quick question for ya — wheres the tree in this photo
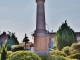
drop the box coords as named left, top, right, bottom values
left=1, top=44, right=7, bottom=60
left=5, top=33, right=19, bottom=51
left=22, top=33, right=29, bottom=50
left=56, top=20, right=75, bottom=50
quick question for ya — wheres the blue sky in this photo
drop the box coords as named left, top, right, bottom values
left=0, top=0, right=80, bottom=43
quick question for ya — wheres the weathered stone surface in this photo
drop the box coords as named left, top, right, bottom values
left=34, top=51, right=49, bottom=56
left=34, top=36, right=48, bottom=51
left=36, top=1, right=45, bottom=30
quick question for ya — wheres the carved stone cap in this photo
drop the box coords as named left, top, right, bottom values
left=36, top=0, right=45, bottom=2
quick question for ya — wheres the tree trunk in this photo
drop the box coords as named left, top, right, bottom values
left=24, top=42, right=26, bottom=50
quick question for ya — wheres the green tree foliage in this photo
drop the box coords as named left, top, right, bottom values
left=7, top=51, right=41, bottom=60
left=56, top=20, right=75, bottom=50
left=1, top=44, right=7, bottom=60
left=5, top=33, right=19, bottom=51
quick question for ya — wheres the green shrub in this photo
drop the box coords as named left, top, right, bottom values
left=7, top=51, right=41, bottom=60
left=40, top=55, right=73, bottom=60
left=56, top=20, right=75, bottom=50
left=50, top=50, right=66, bottom=57
left=0, top=54, right=1, bottom=60
left=0, top=50, right=1, bottom=54
left=40, top=56, right=50, bottom=60
left=69, top=42, right=80, bottom=54
left=69, top=53, right=80, bottom=60
left=1, top=44, right=7, bottom=60
left=6, top=51, right=12, bottom=59
left=11, top=45, right=24, bottom=52
left=50, top=55, right=70, bottom=60
left=62, top=46, right=70, bottom=55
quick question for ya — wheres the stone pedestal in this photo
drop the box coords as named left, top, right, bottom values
left=34, top=33, right=49, bottom=56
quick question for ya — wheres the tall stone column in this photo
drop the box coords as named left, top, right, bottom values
left=34, top=0, right=49, bottom=56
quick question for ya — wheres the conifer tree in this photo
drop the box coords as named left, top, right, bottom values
left=56, top=20, right=75, bottom=50
left=5, top=33, right=19, bottom=51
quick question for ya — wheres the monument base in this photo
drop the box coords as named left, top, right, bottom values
left=34, top=50, right=50, bottom=56
left=34, top=34, right=50, bottom=56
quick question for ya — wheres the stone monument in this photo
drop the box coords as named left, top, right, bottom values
left=34, top=0, right=49, bottom=56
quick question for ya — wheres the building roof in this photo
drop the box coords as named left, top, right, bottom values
left=48, top=32, right=80, bottom=34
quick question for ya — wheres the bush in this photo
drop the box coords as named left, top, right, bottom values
left=69, top=53, right=80, bottom=60
left=62, top=46, right=70, bottom=55
left=0, top=50, right=1, bottom=54
left=6, top=51, right=12, bottom=59
left=50, top=55, right=70, bottom=60
left=40, top=55, right=71, bottom=60
left=40, top=56, right=50, bottom=60
left=69, top=42, right=80, bottom=54
left=50, top=50, right=66, bottom=57
left=7, top=51, right=41, bottom=60
left=0, top=54, right=1, bottom=60
left=1, top=44, right=7, bottom=60
left=40, top=56, right=52, bottom=60
left=11, top=45, right=24, bottom=52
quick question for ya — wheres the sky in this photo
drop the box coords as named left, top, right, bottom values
left=0, top=0, right=80, bottom=43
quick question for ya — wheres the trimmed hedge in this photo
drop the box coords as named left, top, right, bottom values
left=69, top=42, right=80, bottom=54
left=40, top=55, right=76, bottom=60
left=69, top=53, right=80, bottom=60
left=62, top=46, right=70, bottom=55
left=11, top=45, right=24, bottom=52
left=51, top=55, right=69, bottom=60
left=40, top=56, right=50, bottom=60
left=40, top=55, right=71, bottom=60
left=7, top=51, right=41, bottom=60
left=6, top=51, right=12, bottom=59
left=50, top=50, right=66, bottom=57
left=0, top=54, right=1, bottom=60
